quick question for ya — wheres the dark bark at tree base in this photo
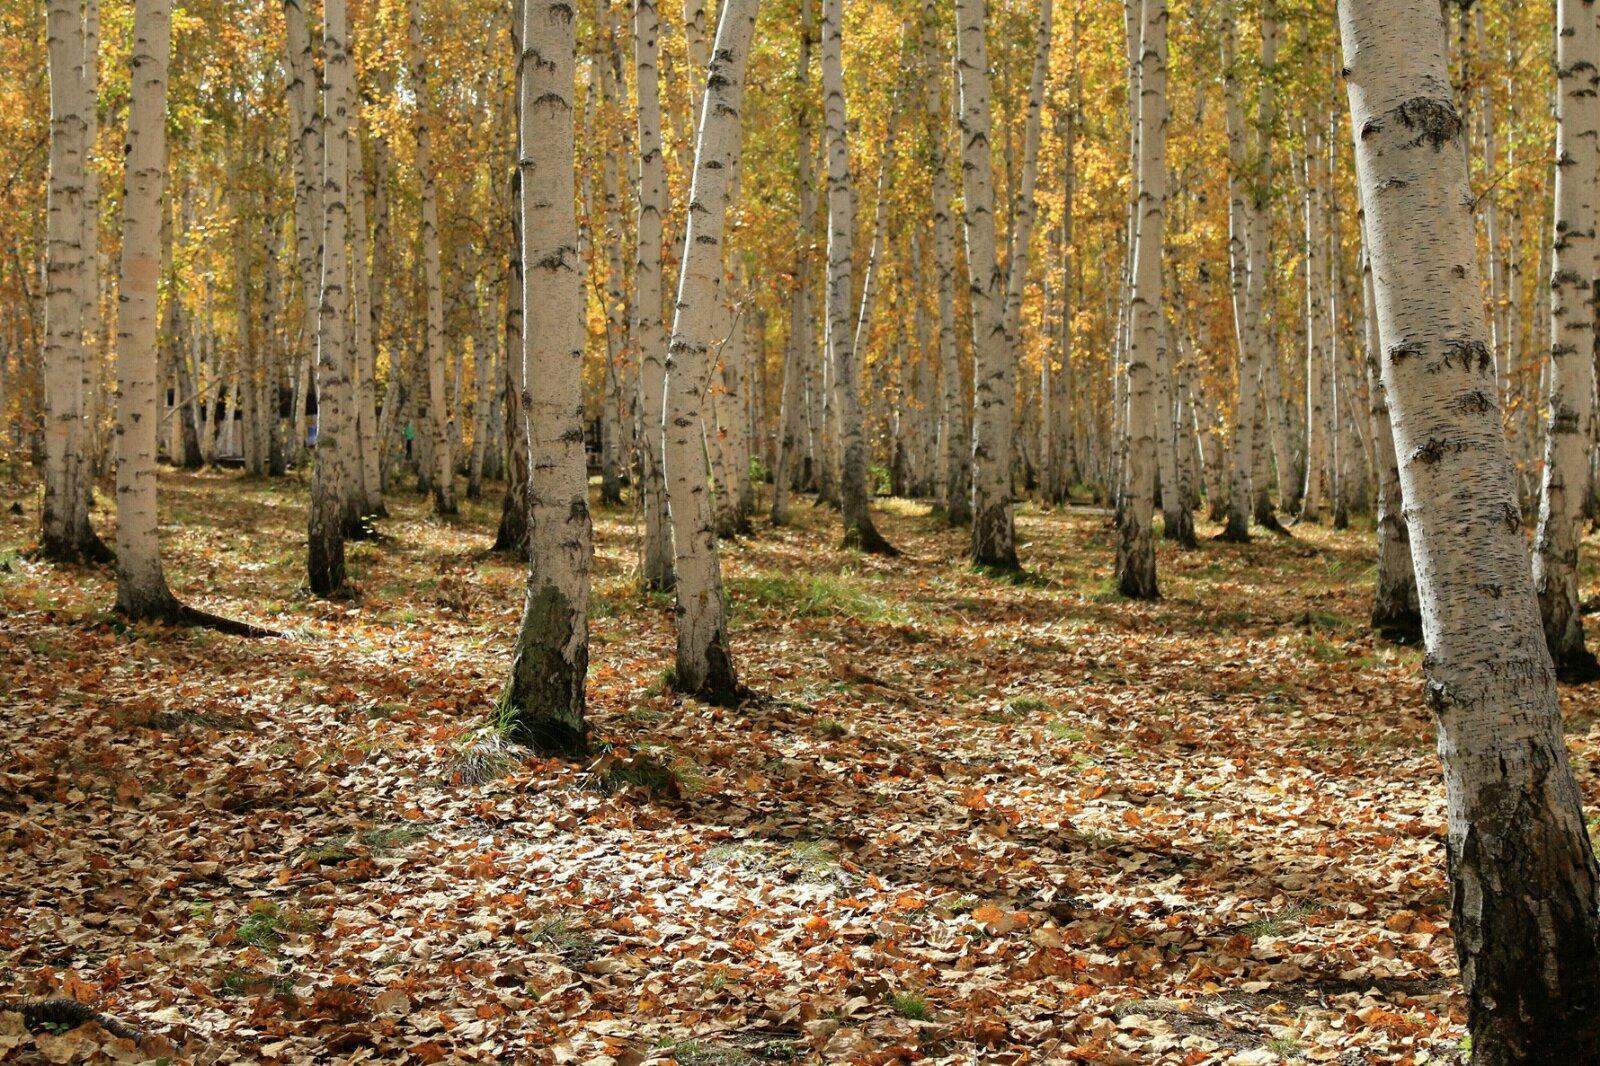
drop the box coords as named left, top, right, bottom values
left=1447, top=739, right=1600, bottom=1066
left=686, top=638, right=743, bottom=708
left=116, top=594, right=282, bottom=639
left=307, top=536, right=347, bottom=598
left=1214, top=520, right=1251, bottom=543
left=1162, top=510, right=1197, bottom=550
left=501, top=583, right=588, bottom=755
left=37, top=526, right=116, bottom=567
left=492, top=491, right=530, bottom=559
left=1115, top=519, right=1159, bottom=600
left=843, top=517, right=899, bottom=556
left=1371, top=604, right=1423, bottom=646
left=1552, top=645, right=1600, bottom=685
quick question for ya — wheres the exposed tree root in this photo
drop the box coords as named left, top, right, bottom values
left=2, top=998, right=144, bottom=1041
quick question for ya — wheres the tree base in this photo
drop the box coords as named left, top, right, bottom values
left=1162, top=510, right=1198, bottom=550
left=1553, top=645, right=1600, bottom=685
left=843, top=518, right=899, bottom=556
left=37, top=527, right=116, bottom=567
left=117, top=594, right=281, bottom=638
left=1214, top=516, right=1251, bottom=544
left=1371, top=606, right=1423, bottom=646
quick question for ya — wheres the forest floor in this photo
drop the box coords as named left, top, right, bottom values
left=6, top=471, right=1600, bottom=1065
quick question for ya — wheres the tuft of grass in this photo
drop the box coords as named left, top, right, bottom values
left=234, top=901, right=314, bottom=952
left=654, top=1040, right=759, bottom=1066
left=217, top=966, right=294, bottom=998
left=886, top=991, right=931, bottom=1020
left=1239, top=901, right=1318, bottom=939
left=727, top=572, right=911, bottom=625
left=813, top=718, right=849, bottom=739
left=361, top=824, right=429, bottom=852
left=529, top=910, right=599, bottom=962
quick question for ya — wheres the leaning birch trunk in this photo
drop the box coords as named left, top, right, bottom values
left=499, top=0, right=591, bottom=755
left=770, top=0, right=816, bottom=525
left=633, top=0, right=674, bottom=590
left=1217, top=3, right=1257, bottom=543
left=114, top=0, right=179, bottom=618
left=307, top=0, right=355, bottom=597
left=1532, top=0, right=1600, bottom=681
left=1115, top=0, right=1165, bottom=598
left=406, top=0, right=455, bottom=516
left=823, top=0, right=894, bottom=554
left=662, top=0, right=759, bottom=705
left=1341, top=1, right=1600, bottom=1059
left=953, top=0, right=1017, bottom=569
left=1360, top=235, right=1421, bottom=641
left=923, top=0, right=968, bottom=525
left=41, top=0, right=110, bottom=563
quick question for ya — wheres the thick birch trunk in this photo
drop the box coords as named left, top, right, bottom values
left=1115, top=0, right=1165, bottom=598
left=1342, top=2, right=1600, bottom=1059
left=283, top=0, right=321, bottom=470
left=113, top=0, right=178, bottom=618
left=500, top=0, right=591, bottom=755
left=1218, top=6, right=1257, bottom=543
left=662, top=0, right=759, bottom=704
left=1532, top=0, right=1600, bottom=680
left=954, top=0, right=1017, bottom=569
left=307, top=0, right=354, bottom=597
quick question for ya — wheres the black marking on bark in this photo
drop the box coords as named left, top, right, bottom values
left=1360, top=118, right=1383, bottom=140
left=1440, top=338, right=1491, bottom=373
left=1377, top=177, right=1410, bottom=191
left=1387, top=340, right=1423, bottom=365
left=1393, top=96, right=1463, bottom=150
left=1449, top=389, right=1496, bottom=415
left=1502, top=502, right=1522, bottom=532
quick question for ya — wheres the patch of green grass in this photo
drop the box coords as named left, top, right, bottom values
left=234, top=901, right=314, bottom=952
left=1239, top=901, right=1318, bottom=939
left=654, top=1040, right=758, bottom=1066
left=361, top=824, right=429, bottom=852
left=216, top=966, right=294, bottom=998
left=529, top=910, right=599, bottom=961
left=728, top=572, right=911, bottom=625
left=786, top=840, right=840, bottom=881
left=813, top=718, right=849, bottom=739
left=1264, top=1035, right=1302, bottom=1060
left=1045, top=720, right=1085, bottom=742
left=886, top=991, right=930, bottom=1020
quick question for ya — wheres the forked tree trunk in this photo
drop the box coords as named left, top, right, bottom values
left=1532, top=0, right=1600, bottom=681
left=923, top=0, right=968, bottom=526
left=633, top=0, right=675, bottom=590
left=113, top=0, right=179, bottom=618
left=307, top=0, right=356, bottom=598
left=953, top=0, right=1017, bottom=569
left=500, top=0, right=591, bottom=755
left=406, top=0, right=455, bottom=516
left=823, top=0, right=894, bottom=555
left=662, top=0, right=760, bottom=705
left=1341, top=1, right=1600, bottom=1060
left=1115, top=0, right=1165, bottom=598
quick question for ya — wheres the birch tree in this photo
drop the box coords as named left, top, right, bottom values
left=499, top=0, right=591, bottom=754
left=633, top=0, right=674, bottom=591
left=1531, top=0, right=1600, bottom=680
left=662, top=0, right=760, bottom=704
left=954, top=0, right=1017, bottom=569
left=822, top=0, right=894, bottom=554
left=41, top=0, right=110, bottom=563
left=1342, top=0, right=1600, bottom=1057
left=307, top=0, right=356, bottom=597
left=1114, top=0, right=1165, bottom=599
left=112, top=0, right=177, bottom=619
left=924, top=0, right=968, bottom=526
left=406, top=0, right=456, bottom=516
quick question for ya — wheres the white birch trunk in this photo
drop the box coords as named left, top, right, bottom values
left=662, top=0, right=759, bottom=704
left=954, top=0, right=1017, bottom=569
left=307, top=0, right=354, bottom=597
left=633, top=0, right=674, bottom=589
left=113, top=0, right=177, bottom=617
left=1218, top=4, right=1258, bottom=543
left=924, top=0, right=968, bottom=525
left=1532, top=0, right=1600, bottom=678
left=406, top=0, right=455, bottom=515
left=500, top=0, right=591, bottom=754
